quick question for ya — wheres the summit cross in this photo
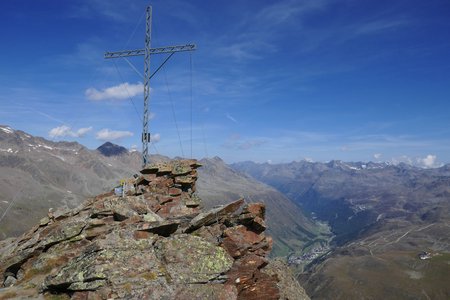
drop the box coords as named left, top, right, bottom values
left=104, top=5, right=196, bottom=166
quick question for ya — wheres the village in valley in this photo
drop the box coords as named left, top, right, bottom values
left=288, top=245, right=331, bottom=266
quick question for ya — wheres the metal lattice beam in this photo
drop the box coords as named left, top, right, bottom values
left=104, top=44, right=196, bottom=59
left=142, top=5, right=152, bottom=166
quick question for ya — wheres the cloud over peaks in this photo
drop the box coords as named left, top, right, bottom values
left=391, top=154, right=443, bottom=169
left=49, top=125, right=92, bottom=138
left=417, top=154, right=440, bottom=168
left=86, top=82, right=143, bottom=101
left=96, top=129, right=133, bottom=141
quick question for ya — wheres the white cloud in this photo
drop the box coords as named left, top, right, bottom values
left=96, top=129, right=133, bottom=141
left=226, top=113, right=238, bottom=124
left=373, top=153, right=382, bottom=159
left=49, top=125, right=92, bottom=138
left=151, top=133, right=161, bottom=143
left=49, top=125, right=71, bottom=138
left=86, top=82, right=143, bottom=101
left=76, top=127, right=93, bottom=137
left=418, top=154, right=439, bottom=168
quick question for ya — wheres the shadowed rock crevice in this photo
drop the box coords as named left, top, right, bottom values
left=0, top=159, right=309, bottom=299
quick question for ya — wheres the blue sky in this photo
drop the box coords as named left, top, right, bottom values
left=1, top=0, right=450, bottom=166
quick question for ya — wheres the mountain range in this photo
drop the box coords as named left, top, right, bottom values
left=0, top=125, right=141, bottom=238
left=1, top=124, right=449, bottom=299
left=231, top=160, right=450, bottom=299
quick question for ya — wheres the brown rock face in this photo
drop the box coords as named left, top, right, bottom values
left=238, top=203, right=267, bottom=233
left=0, top=159, right=309, bottom=300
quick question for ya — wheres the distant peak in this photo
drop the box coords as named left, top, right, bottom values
left=0, top=125, right=14, bottom=134
left=97, top=142, right=128, bottom=157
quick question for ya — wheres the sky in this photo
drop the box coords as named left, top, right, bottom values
left=1, top=0, right=450, bottom=166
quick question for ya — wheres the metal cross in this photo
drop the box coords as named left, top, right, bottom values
left=104, top=6, right=196, bottom=167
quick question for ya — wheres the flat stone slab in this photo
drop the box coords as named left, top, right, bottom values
left=185, top=198, right=244, bottom=233
left=137, top=220, right=180, bottom=237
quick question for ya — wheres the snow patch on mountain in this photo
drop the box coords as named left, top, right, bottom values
left=0, top=126, right=14, bottom=134
left=0, top=148, right=14, bottom=153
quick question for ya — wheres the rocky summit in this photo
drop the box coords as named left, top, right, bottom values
left=0, top=159, right=308, bottom=300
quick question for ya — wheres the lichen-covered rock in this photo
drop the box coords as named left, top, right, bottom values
left=186, top=193, right=201, bottom=207
left=43, top=230, right=163, bottom=295
left=0, top=159, right=309, bottom=300
left=156, top=234, right=233, bottom=284
left=39, top=220, right=87, bottom=248
left=174, top=283, right=238, bottom=300
left=142, top=210, right=163, bottom=223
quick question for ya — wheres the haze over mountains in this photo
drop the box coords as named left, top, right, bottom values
left=232, top=160, right=450, bottom=244
left=1, top=124, right=449, bottom=299
left=231, top=160, right=450, bottom=299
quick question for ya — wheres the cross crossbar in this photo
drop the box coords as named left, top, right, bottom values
left=104, top=44, right=196, bottom=59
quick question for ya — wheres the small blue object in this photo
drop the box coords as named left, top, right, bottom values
left=114, top=187, right=123, bottom=196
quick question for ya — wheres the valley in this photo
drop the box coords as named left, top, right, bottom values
left=232, top=160, right=450, bottom=299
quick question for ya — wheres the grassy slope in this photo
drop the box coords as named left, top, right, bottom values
left=300, top=221, right=450, bottom=299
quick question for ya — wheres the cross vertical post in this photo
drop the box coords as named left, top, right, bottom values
left=142, top=6, right=152, bottom=166
left=104, top=5, right=196, bottom=167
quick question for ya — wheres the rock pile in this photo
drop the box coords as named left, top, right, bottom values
left=0, top=160, right=309, bottom=299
